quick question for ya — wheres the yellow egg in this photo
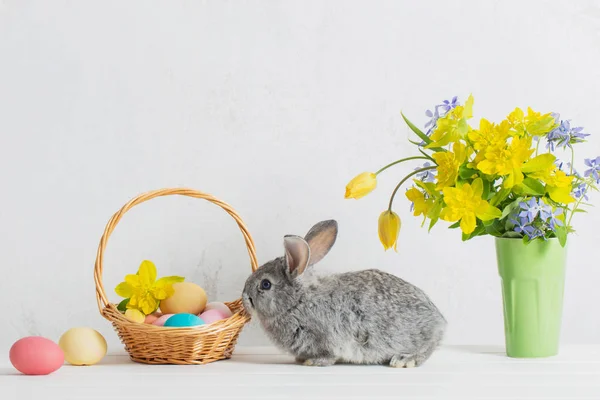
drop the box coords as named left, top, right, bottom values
left=160, top=282, right=207, bottom=315
left=125, top=309, right=145, bottom=323
left=59, top=327, right=107, bottom=366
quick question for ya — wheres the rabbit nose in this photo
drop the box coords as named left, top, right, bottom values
left=248, top=297, right=254, bottom=308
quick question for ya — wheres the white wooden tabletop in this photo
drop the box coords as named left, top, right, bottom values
left=2, top=346, right=599, bottom=399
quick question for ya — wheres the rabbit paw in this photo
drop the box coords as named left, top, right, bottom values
left=389, top=354, right=417, bottom=368
left=303, top=357, right=336, bottom=367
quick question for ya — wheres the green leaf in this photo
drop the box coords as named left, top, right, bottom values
left=481, top=179, right=492, bottom=201
left=555, top=224, right=567, bottom=247
left=458, top=165, right=478, bottom=180
left=522, top=153, right=556, bottom=173
left=485, top=220, right=504, bottom=237
left=490, top=188, right=511, bottom=207
left=501, top=197, right=523, bottom=220
left=414, top=180, right=438, bottom=197
left=448, top=221, right=461, bottom=229
left=117, top=298, right=129, bottom=312
left=418, top=148, right=436, bottom=163
left=573, top=209, right=588, bottom=213
left=520, top=178, right=545, bottom=196
left=462, top=222, right=486, bottom=241
left=401, top=112, right=432, bottom=145
left=502, top=231, right=522, bottom=239
left=427, top=200, right=443, bottom=232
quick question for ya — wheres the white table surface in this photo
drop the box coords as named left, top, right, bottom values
left=2, top=345, right=599, bottom=399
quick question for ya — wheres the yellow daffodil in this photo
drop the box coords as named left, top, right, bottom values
left=405, top=187, right=434, bottom=217
left=440, top=178, right=502, bottom=234
left=427, top=94, right=474, bottom=148
left=378, top=210, right=401, bottom=251
left=468, top=119, right=511, bottom=165
left=115, top=260, right=184, bottom=315
left=476, top=136, right=534, bottom=188
left=345, top=172, right=377, bottom=199
left=432, top=142, right=468, bottom=189
left=506, top=107, right=557, bottom=137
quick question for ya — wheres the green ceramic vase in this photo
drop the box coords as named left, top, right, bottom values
left=495, top=237, right=567, bottom=358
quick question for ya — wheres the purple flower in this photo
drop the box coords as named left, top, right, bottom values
left=424, top=96, right=460, bottom=134
left=438, top=96, right=459, bottom=114
left=415, top=162, right=436, bottom=183
left=573, top=183, right=589, bottom=201
left=519, top=198, right=553, bottom=223
left=555, top=158, right=580, bottom=177
left=547, top=208, right=564, bottom=231
left=523, top=225, right=545, bottom=240
left=584, top=156, right=600, bottom=183
left=546, top=118, right=589, bottom=151
left=510, top=217, right=530, bottom=235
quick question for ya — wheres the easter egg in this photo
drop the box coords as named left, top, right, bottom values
left=152, top=314, right=174, bottom=326
left=164, top=313, right=205, bottom=327
left=144, top=313, right=159, bottom=324
left=59, top=328, right=107, bottom=366
left=124, top=309, right=145, bottom=323
left=198, top=309, right=228, bottom=325
left=204, top=302, right=233, bottom=318
left=10, top=336, right=64, bottom=375
left=159, top=282, right=207, bottom=315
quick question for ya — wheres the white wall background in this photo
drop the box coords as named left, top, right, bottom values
left=1, top=0, right=599, bottom=353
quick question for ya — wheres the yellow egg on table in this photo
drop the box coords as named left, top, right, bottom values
left=160, top=282, right=207, bottom=315
left=59, top=327, right=107, bottom=366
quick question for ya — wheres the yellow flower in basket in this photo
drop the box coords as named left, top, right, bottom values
left=115, top=260, right=184, bottom=315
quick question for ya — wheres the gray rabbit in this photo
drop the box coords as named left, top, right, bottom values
left=242, top=220, right=446, bottom=367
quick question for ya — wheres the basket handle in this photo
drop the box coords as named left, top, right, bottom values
left=94, top=188, right=259, bottom=313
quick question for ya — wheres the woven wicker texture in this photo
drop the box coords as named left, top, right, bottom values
left=94, top=188, right=258, bottom=365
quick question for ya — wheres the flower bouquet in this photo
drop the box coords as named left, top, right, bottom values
left=345, top=95, right=598, bottom=357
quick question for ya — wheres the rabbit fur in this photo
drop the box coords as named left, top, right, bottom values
left=242, top=220, right=446, bottom=367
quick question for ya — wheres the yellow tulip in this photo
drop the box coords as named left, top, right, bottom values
left=378, top=210, right=401, bottom=251
left=345, top=172, right=377, bottom=199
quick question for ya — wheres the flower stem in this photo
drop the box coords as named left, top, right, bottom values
left=388, top=166, right=437, bottom=211
left=535, top=138, right=541, bottom=156
left=566, top=182, right=590, bottom=228
left=570, top=146, right=575, bottom=176
left=376, top=156, right=431, bottom=175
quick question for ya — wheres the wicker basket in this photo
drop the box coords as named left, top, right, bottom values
left=93, top=188, right=258, bottom=365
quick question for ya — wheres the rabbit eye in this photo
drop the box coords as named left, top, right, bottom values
left=260, top=279, right=272, bottom=290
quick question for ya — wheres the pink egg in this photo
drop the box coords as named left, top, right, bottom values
left=10, top=336, right=64, bottom=375
left=204, top=302, right=233, bottom=318
left=144, top=314, right=159, bottom=324
left=152, top=314, right=174, bottom=326
left=199, top=309, right=228, bottom=325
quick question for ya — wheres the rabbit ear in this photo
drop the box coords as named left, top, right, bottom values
left=304, top=220, right=338, bottom=265
left=284, top=235, right=311, bottom=276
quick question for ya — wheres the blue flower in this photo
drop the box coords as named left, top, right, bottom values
left=584, top=156, right=600, bottom=183
left=547, top=208, right=564, bottom=231
left=519, top=198, right=553, bottom=223
left=573, top=183, right=589, bottom=201
left=438, top=96, right=459, bottom=114
left=523, top=225, right=546, bottom=240
left=510, top=216, right=530, bottom=235
left=546, top=118, right=589, bottom=151
left=415, top=162, right=436, bottom=183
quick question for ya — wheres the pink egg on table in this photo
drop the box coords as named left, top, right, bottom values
left=152, top=314, right=174, bottom=326
left=199, top=309, right=228, bottom=325
left=10, top=336, right=64, bottom=375
left=204, top=302, right=233, bottom=318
